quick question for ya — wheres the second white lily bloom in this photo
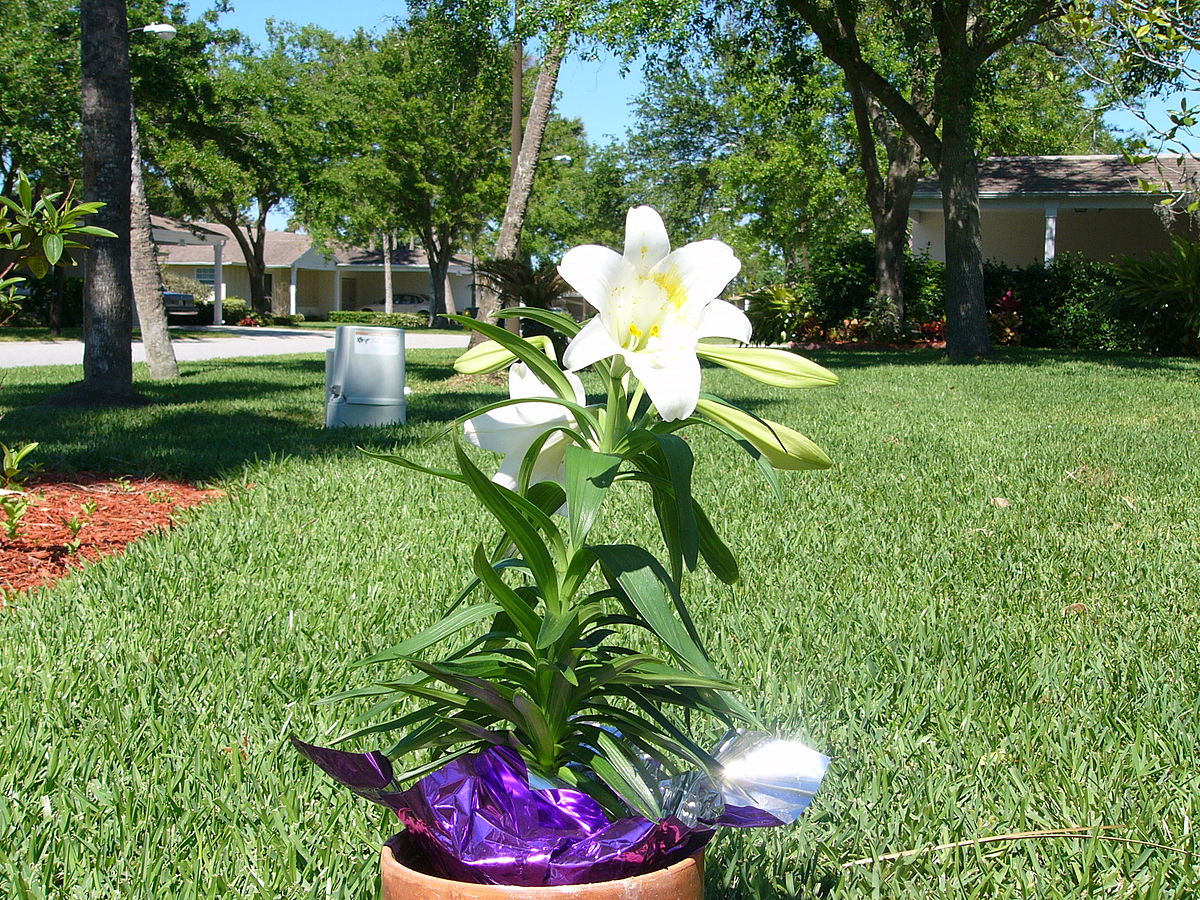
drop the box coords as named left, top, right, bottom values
left=463, top=362, right=588, bottom=491
left=559, top=206, right=750, bottom=421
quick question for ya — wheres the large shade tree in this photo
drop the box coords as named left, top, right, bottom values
left=145, top=24, right=331, bottom=315
left=780, top=0, right=1071, bottom=357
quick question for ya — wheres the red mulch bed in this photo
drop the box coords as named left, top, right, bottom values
left=1, top=473, right=222, bottom=597
left=789, top=339, right=947, bottom=351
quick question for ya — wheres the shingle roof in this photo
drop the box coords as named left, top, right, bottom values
left=914, top=154, right=1200, bottom=197
left=153, top=217, right=472, bottom=270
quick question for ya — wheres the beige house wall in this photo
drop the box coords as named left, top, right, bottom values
left=911, top=206, right=1185, bottom=267
left=164, top=263, right=476, bottom=319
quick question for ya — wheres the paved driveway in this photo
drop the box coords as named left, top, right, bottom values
left=0, top=326, right=469, bottom=369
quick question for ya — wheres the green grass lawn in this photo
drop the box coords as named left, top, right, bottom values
left=1, top=348, right=1198, bottom=898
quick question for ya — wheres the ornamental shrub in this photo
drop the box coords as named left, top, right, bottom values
left=270, top=313, right=306, bottom=326
left=804, top=234, right=944, bottom=327
left=983, top=254, right=1141, bottom=351
left=328, top=310, right=430, bottom=328
left=194, top=297, right=250, bottom=325
left=1112, top=239, right=1200, bottom=355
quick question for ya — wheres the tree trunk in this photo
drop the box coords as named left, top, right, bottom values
left=940, top=105, right=991, bottom=358
left=49, top=265, right=64, bottom=336
left=49, top=0, right=145, bottom=406
left=423, top=232, right=452, bottom=327
left=383, top=233, right=393, bottom=315
left=848, top=79, right=925, bottom=334
left=130, top=113, right=178, bottom=379
left=469, top=30, right=568, bottom=347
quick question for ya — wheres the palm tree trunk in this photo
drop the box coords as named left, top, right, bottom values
left=130, top=113, right=178, bottom=379
left=49, top=0, right=145, bottom=406
left=469, top=29, right=568, bottom=347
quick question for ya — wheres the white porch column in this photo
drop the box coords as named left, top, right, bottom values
left=1043, top=203, right=1058, bottom=262
left=333, top=268, right=342, bottom=312
left=213, top=241, right=224, bottom=325
left=289, top=265, right=298, bottom=315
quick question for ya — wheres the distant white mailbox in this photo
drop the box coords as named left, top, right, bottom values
left=324, top=325, right=407, bottom=428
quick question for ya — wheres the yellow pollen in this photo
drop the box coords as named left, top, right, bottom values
left=649, top=325, right=660, bottom=338
left=629, top=323, right=643, bottom=339
left=649, top=269, right=687, bottom=309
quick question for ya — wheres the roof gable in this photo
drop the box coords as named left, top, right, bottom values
left=914, top=154, right=1200, bottom=198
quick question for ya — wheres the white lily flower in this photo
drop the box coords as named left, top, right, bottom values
left=462, top=362, right=587, bottom=491
left=558, top=205, right=749, bottom=421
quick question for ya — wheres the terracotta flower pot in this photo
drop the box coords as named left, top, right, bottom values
left=380, top=832, right=705, bottom=899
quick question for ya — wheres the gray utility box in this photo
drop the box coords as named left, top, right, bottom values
left=324, top=325, right=407, bottom=428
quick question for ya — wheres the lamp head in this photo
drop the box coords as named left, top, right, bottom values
left=140, top=23, right=178, bottom=40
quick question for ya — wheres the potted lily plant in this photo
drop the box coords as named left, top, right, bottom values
left=295, top=207, right=838, bottom=896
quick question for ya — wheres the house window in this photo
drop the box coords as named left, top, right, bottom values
left=195, top=267, right=215, bottom=285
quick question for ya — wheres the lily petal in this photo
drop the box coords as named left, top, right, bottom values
left=623, top=206, right=671, bottom=274
left=696, top=299, right=752, bottom=344
left=629, top=350, right=702, bottom=422
left=463, top=410, right=545, bottom=454
left=564, top=317, right=623, bottom=372
left=557, top=245, right=626, bottom=315
left=652, top=240, right=742, bottom=315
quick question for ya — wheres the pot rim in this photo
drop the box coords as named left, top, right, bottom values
left=381, top=835, right=705, bottom=895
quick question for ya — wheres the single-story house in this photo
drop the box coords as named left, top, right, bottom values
left=151, top=215, right=476, bottom=318
left=910, top=154, right=1200, bottom=266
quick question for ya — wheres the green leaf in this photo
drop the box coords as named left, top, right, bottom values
left=406, top=658, right=523, bottom=725
left=360, top=447, right=465, bottom=483
left=453, top=335, right=555, bottom=374
left=591, top=544, right=716, bottom=677
left=471, top=544, right=542, bottom=645
left=589, top=730, right=662, bottom=820
left=454, top=441, right=561, bottom=598
left=650, top=434, right=699, bottom=572
left=69, top=225, right=118, bottom=238
left=512, top=692, right=556, bottom=762
left=564, top=446, right=622, bottom=548
left=494, top=306, right=582, bottom=337
left=693, top=500, right=739, bottom=584
left=694, top=398, right=832, bottom=470
left=42, top=233, right=63, bottom=266
left=696, top=345, right=839, bottom=389
left=357, top=602, right=503, bottom=665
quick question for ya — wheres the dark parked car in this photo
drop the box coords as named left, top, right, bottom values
left=163, top=291, right=198, bottom=321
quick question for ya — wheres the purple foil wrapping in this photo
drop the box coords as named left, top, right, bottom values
left=293, top=732, right=828, bottom=887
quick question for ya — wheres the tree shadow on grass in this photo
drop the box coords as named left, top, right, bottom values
left=796, top=346, right=1199, bottom=375
left=0, top=355, right=503, bottom=482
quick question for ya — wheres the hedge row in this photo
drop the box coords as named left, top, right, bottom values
left=327, top=310, right=431, bottom=329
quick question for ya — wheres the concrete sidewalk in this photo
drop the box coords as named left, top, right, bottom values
left=0, top=326, right=469, bottom=369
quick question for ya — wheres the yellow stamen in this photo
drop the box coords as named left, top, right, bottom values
left=650, top=268, right=687, bottom=309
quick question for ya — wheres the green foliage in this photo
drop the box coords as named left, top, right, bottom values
left=1, top=440, right=38, bottom=491
left=2, top=350, right=1200, bottom=895
left=805, top=234, right=945, bottom=327
left=327, top=310, right=431, bottom=329
left=0, top=172, right=115, bottom=325
left=0, top=0, right=80, bottom=189
left=523, top=119, right=633, bottom=264
left=628, top=42, right=865, bottom=285
left=161, top=272, right=213, bottom=304
left=983, top=255, right=1141, bottom=352
left=270, top=313, right=306, bottom=326
left=744, top=283, right=824, bottom=344
left=195, top=297, right=250, bottom=326
left=1113, top=238, right=1200, bottom=355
